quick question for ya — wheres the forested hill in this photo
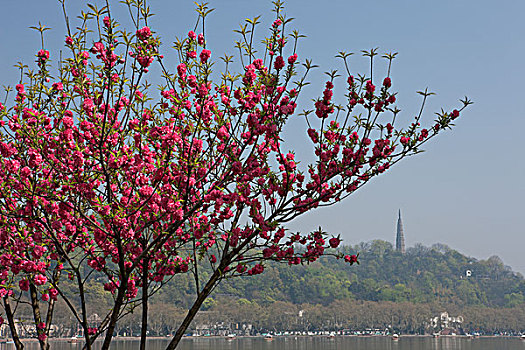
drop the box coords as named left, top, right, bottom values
left=158, top=240, right=525, bottom=308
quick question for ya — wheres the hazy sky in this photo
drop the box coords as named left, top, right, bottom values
left=0, top=1, right=523, bottom=273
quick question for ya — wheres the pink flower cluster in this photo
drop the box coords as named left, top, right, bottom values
left=128, top=26, right=157, bottom=69
left=344, top=254, right=358, bottom=264
left=37, top=49, right=49, bottom=63
left=315, top=81, right=335, bottom=119
left=91, top=41, right=119, bottom=69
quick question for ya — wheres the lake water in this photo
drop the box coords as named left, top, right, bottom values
left=4, top=336, right=525, bottom=350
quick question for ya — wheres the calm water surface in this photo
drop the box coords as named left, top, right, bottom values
left=4, top=337, right=525, bottom=350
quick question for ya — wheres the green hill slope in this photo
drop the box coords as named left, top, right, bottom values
left=156, top=240, right=525, bottom=309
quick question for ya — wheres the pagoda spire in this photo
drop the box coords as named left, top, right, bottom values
left=396, top=209, right=406, bottom=254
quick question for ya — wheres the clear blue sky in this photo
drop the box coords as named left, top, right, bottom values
left=1, top=1, right=524, bottom=273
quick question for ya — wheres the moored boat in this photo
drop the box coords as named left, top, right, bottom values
left=68, top=335, right=82, bottom=343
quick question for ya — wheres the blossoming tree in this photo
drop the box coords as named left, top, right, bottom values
left=0, top=1, right=470, bottom=349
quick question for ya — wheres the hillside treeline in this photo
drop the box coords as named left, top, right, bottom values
left=9, top=241, right=525, bottom=336
left=160, top=240, right=525, bottom=308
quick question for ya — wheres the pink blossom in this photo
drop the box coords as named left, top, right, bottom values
left=51, top=82, right=63, bottom=91
left=104, top=282, right=117, bottom=293
left=177, top=63, right=187, bottom=78
left=103, top=16, right=111, bottom=28
left=19, top=279, right=29, bottom=291
left=248, top=264, right=264, bottom=275
left=37, top=49, right=49, bottom=62
left=243, top=64, right=257, bottom=85
left=63, top=115, right=74, bottom=128
left=32, top=244, right=47, bottom=259
left=34, top=274, right=48, bottom=286
left=253, top=59, right=263, bottom=70
left=20, top=166, right=31, bottom=178
left=82, top=99, right=94, bottom=114
left=329, top=237, right=340, bottom=248
left=274, top=56, right=285, bottom=70
left=217, top=125, right=229, bottom=140
left=188, top=75, right=197, bottom=88
left=200, top=49, right=211, bottom=63
left=91, top=42, right=104, bottom=54
left=139, top=185, right=154, bottom=197
left=188, top=31, right=197, bottom=40
left=344, top=254, right=358, bottom=264
left=387, top=95, right=396, bottom=104
left=28, top=149, right=43, bottom=168
left=365, top=80, right=375, bottom=94
left=49, top=288, right=59, bottom=300
left=136, top=26, right=152, bottom=40
left=137, top=55, right=153, bottom=68
left=15, top=84, right=25, bottom=93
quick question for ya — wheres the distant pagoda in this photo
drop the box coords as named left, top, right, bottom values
left=396, top=209, right=406, bottom=254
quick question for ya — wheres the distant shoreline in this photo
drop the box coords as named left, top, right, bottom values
left=4, top=334, right=523, bottom=343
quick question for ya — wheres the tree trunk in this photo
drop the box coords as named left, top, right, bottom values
left=139, top=255, right=149, bottom=350
left=76, top=270, right=92, bottom=350
left=100, top=236, right=128, bottom=350
left=43, top=270, right=60, bottom=347
left=3, top=296, right=24, bottom=350
left=29, top=283, right=48, bottom=350
left=100, top=278, right=127, bottom=350
left=165, top=269, right=221, bottom=350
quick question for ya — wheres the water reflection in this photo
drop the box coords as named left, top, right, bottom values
left=1, top=336, right=524, bottom=350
